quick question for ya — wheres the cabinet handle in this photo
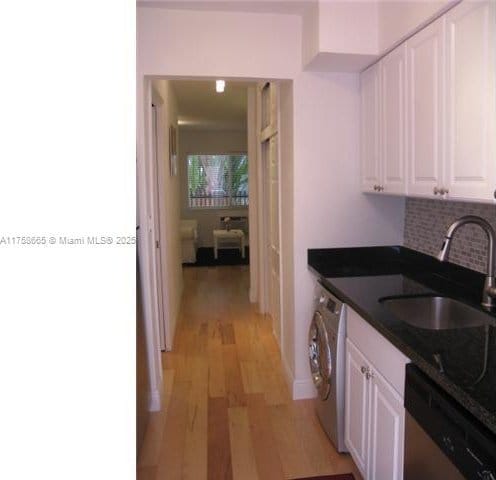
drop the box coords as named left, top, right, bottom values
left=434, top=186, right=449, bottom=195
left=360, top=366, right=374, bottom=379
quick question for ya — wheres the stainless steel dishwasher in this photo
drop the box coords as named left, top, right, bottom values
left=404, top=364, right=496, bottom=479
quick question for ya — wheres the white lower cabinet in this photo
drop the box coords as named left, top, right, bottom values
left=368, top=363, right=405, bottom=480
left=345, top=339, right=369, bottom=475
left=345, top=308, right=409, bottom=480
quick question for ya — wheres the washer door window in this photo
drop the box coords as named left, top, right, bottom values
left=308, top=311, right=332, bottom=400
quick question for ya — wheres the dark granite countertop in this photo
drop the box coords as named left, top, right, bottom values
left=308, top=246, right=496, bottom=436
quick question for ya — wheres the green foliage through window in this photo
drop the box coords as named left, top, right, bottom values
left=187, top=154, right=248, bottom=208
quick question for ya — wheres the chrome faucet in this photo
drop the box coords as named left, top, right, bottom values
left=437, top=215, right=496, bottom=310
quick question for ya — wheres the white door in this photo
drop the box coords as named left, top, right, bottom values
left=361, top=63, right=381, bottom=193
left=268, top=135, right=281, bottom=343
left=345, top=339, right=369, bottom=478
left=444, top=0, right=496, bottom=201
left=258, top=82, right=281, bottom=343
left=151, top=103, right=166, bottom=351
left=407, top=16, right=445, bottom=197
left=367, top=367, right=405, bottom=480
left=381, top=43, right=407, bottom=195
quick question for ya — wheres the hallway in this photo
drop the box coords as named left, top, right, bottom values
left=138, top=266, right=361, bottom=480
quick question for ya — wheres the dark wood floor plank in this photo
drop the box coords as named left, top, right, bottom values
left=137, top=466, right=157, bottom=480
left=221, top=323, right=236, bottom=345
left=223, top=344, right=247, bottom=407
left=208, top=397, right=233, bottom=480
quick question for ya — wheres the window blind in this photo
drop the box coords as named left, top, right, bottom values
left=187, top=154, right=248, bottom=208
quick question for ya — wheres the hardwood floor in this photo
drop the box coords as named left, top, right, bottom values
left=138, top=266, right=362, bottom=480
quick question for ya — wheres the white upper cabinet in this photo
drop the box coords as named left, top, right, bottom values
left=444, top=0, right=496, bottom=201
left=361, top=63, right=381, bottom=193
left=406, top=16, right=445, bottom=197
left=361, top=44, right=407, bottom=195
left=361, top=0, right=496, bottom=203
left=381, top=43, right=407, bottom=194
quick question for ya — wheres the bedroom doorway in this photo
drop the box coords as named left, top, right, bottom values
left=172, top=80, right=252, bottom=272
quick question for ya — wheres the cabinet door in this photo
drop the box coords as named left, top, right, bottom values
left=368, top=367, right=405, bottom=480
left=361, top=63, right=381, bottom=193
left=345, top=339, right=369, bottom=477
left=444, top=0, right=496, bottom=201
left=407, top=16, right=445, bottom=197
left=381, top=43, right=407, bottom=194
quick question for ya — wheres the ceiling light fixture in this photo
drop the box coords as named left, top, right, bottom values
left=216, top=79, right=225, bottom=93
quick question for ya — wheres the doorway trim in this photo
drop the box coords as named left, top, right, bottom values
left=151, top=87, right=172, bottom=352
left=137, top=75, right=287, bottom=411
left=137, top=76, right=164, bottom=411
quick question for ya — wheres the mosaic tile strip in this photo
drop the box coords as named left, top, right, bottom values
left=404, top=198, right=496, bottom=273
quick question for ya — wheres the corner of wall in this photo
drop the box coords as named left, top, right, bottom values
left=247, top=86, right=258, bottom=305
left=278, top=80, right=296, bottom=386
left=301, top=0, right=320, bottom=68
left=281, top=344, right=316, bottom=400
left=293, top=378, right=317, bottom=400
left=282, top=352, right=316, bottom=400
left=148, top=384, right=163, bottom=412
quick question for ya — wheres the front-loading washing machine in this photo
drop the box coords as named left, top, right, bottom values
left=308, top=283, right=347, bottom=452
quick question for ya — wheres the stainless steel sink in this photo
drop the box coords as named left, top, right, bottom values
left=380, top=295, right=493, bottom=330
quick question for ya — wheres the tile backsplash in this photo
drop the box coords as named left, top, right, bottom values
left=404, top=198, right=496, bottom=273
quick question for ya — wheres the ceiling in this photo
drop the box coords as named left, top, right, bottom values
left=137, top=0, right=315, bottom=16
left=171, top=80, right=252, bottom=131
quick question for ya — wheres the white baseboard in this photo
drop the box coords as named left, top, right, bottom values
left=282, top=354, right=294, bottom=395
left=281, top=355, right=317, bottom=400
left=292, top=377, right=317, bottom=400
left=249, top=287, right=256, bottom=304
left=148, top=387, right=162, bottom=412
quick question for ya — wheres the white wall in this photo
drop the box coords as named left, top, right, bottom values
left=279, top=80, right=295, bottom=378
left=378, top=0, right=456, bottom=52
left=137, top=8, right=301, bottom=79
left=302, top=0, right=456, bottom=72
left=302, top=0, right=320, bottom=67
left=152, top=80, right=183, bottom=350
left=137, top=5, right=406, bottom=399
left=178, top=129, right=248, bottom=248
left=318, top=1, right=378, bottom=55
left=303, top=0, right=378, bottom=72
left=292, top=71, right=405, bottom=383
